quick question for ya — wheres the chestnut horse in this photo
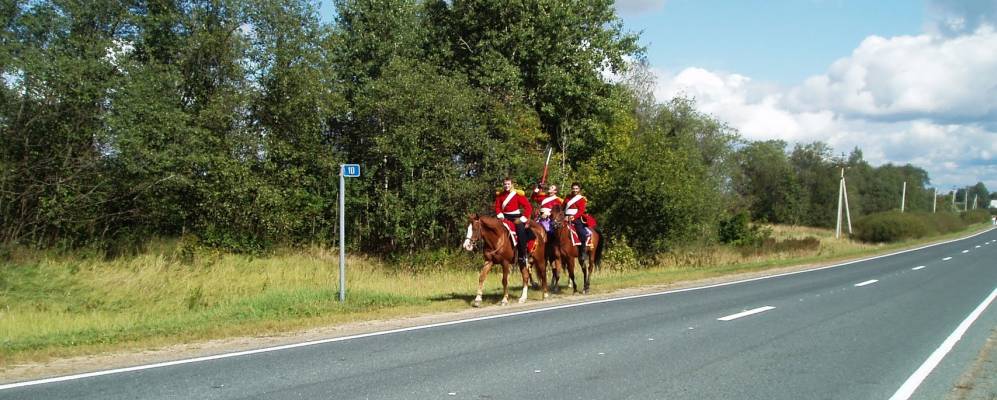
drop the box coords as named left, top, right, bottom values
left=462, top=214, right=549, bottom=307
left=550, top=206, right=603, bottom=294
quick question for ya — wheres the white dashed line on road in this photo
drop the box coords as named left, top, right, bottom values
left=912, top=266, right=926, bottom=271
left=962, top=250, right=969, bottom=254
left=943, top=257, right=953, bottom=261
left=854, top=280, right=879, bottom=287
left=718, top=306, right=776, bottom=321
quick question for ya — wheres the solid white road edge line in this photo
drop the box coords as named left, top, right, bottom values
left=888, top=287, right=997, bottom=400
left=854, top=280, right=878, bottom=287
left=1, top=227, right=993, bottom=391
left=912, top=266, right=926, bottom=271
left=717, top=306, right=776, bottom=321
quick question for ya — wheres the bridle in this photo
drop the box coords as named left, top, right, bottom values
left=464, top=217, right=507, bottom=259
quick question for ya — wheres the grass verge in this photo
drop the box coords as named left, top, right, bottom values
left=1, top=223, right=992, bottom=369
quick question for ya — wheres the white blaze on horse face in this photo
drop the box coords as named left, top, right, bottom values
left=462, top=224, right=474, bottom=251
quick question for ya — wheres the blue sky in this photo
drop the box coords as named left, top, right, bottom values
left=318, top=1, right=997, bottom=196
left=618, top=0, right=924, bottom=84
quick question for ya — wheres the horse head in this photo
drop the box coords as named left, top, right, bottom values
left=549, top=205, right=566, bottom=230
left=463, top=213, right=483, bottom=251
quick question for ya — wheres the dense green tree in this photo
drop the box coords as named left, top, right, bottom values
left=582, top=95, right=721, bottom=254
left=790, top=142, right=839, bottom=227
left=424, top=0, right=642, bottom=166
left=734, top=140, right=806, bottom=224
left=1, top=0, right=130, bottom=246
left=348, top=58, right=541, bottom=252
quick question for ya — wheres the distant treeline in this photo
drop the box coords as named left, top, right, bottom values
left=1, top=0, right=991, bottom=255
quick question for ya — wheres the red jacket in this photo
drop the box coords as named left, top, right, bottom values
left=494, top=189, right=532, bottom=220
left=564, top=194, right=586, bottom=217
left=531, top=188, right=562, bottom=213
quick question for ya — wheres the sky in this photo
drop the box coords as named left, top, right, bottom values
left=318, top=0, right=997, bottom=194
left=613, top=0, right=997, bottom=194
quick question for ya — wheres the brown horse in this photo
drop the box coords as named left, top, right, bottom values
left=463, top=214, right=549, bottom=306
left=550, top=206, right=603, bottom=294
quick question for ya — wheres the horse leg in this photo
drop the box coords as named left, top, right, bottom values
left=550, top=258, right=561, bottom=294
left=538, top=258, right=549, bottom=300
left=565, top=256, right=578, bottom=293
left=518, top=263, right=529, bottom=303
left=474, top=261, right=493, bottom=308
left=582, top=249, right=591, bottom=294
left=500, top=262, right=510, bottom=305
left=529, top=269, right=540, bottom=290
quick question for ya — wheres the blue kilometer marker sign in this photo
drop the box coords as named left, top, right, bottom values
left=338, top=163, right=360, bottom=302
left=342, top=164, right=360, bottom=177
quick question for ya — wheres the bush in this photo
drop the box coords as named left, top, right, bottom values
left=853, top=211, right=930, bottom=243
left=719, top=212, right=772, bottom=247
left=961, top=209, right=991, bottom=224
left=926, top=212, right=964, bottom=235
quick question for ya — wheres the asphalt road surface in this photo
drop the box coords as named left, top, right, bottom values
left=3, top=228, right=996, bottom=400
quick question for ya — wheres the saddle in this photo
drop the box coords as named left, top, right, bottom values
left=501, top=220, right=538, bottom=253
left=567, top=223, right=593, bottom=247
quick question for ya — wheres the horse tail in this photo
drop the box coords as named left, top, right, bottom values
left=594, top=228, right=605, bottom=270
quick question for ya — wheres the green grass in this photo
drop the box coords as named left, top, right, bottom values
left=1, top=224, right=991, bottom=367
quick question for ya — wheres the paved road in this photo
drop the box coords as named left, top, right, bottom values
left=3, top=229, right=996, bottom=399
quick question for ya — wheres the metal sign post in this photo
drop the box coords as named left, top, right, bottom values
left=339, top=164, right=360, bottom=302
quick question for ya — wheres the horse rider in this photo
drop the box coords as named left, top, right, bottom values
left=564, top=182, right=590, bottom=262
left=495, top=177, right=533, bottom=265
left=532, top=183, right=562, bottom=232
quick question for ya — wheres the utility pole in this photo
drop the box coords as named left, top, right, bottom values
left=932, top=188, right=937, bottom=213
left=901, top=181, right=907, bottom=213
left=973, top=194, right=978, bottom=210
left=836, top=168, right=852, bottom=238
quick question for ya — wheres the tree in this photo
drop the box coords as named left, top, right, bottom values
left=790, top=142, right=838, bottom=227
left=734, top=140, right=805, bottom=224
left=424, top=0, right=642, bottom=166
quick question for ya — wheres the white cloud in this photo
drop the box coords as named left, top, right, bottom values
left=614, top=0, right=666, bottom=15
left=786, top=26, right=997, bottom=123
left=926, top=0, right=997, bottom=36
left=649, top=28, right=997, bottom=191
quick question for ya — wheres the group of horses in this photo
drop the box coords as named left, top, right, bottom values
left=462, top=206, right=604, bottom=307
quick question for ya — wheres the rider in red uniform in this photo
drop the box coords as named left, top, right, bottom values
left=494, top=178, right=533, bottom=265
left=531, top=183, right=562, bottom=225
left=564, top=182, right=590, bottom=261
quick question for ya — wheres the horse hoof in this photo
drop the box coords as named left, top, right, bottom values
left=543, top=292, right=549, bottom=299
left=472, top=301, right=481, bottom=308
left=500, top=299, right=509, bottom=306
left=583, top=289, right=589, bottom=295
left=530, top=282, right=540, bottom=290
left=518, top=298, right=526, bottom=304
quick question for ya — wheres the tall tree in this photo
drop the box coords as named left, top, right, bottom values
left=734, top=140, right=806, bottom=224
left=425, top=0, right=642, bottom=166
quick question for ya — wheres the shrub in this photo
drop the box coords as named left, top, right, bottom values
left=719, top=212, right=772, bottom=247
left=853, top=211, right=930, bottom=243
left=926, top=212, right=963, bottom=235
left=960, top=209, right=991, bottom=224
